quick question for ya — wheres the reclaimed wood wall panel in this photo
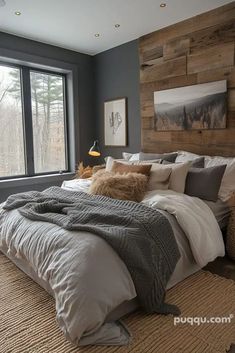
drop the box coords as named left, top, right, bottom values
left=187, top=43, right=234, bottom=74
left=140, top=56, right=186, bottom=83
left=139, top=2, right=235, bottom=157
left=140, top=2, right=235, bottom=51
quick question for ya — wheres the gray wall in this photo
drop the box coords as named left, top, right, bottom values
left=94, top=40, right=141, bottom=161
left=0, top=31, right=95, bottom=201
left=0, top=176, right=68, bottom=203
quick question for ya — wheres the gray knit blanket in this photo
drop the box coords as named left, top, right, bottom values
left=4, top=186, right=180, bottom=315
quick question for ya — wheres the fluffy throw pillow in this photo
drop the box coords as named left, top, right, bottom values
left=139, top=152, right=178, bottom=163
left=185, top=165, right=226, bottom=202
left=111, top=161, right=152, bottom=177
left=89, top=171, right=148, bottom=202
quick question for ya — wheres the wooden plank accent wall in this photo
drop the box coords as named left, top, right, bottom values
left=139, top=2, right=235, bottom=156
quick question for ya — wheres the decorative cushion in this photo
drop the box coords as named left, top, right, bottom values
left=105, top=157, right=127, bottom=171
left=139, top=152, right=178, bottom=163
left=160, top=161, right=191, bottom=193
left=144, top=163, right=172, bottom=191
left=122, top=152, right=140, bottom=161
left=106, top=157, right=173, bottom=191
left=163, top=157, right=204, bottom=168
left=89, top=171, right=148, bottom=202
left=111, top=161, right=152, bottom=177
left=185, top=165, right=226, bottom=202
left=190, top=157, right=205, bottom=168
left=176, top=151, right=235, bottom=202
left=205, top=156, right=235, bottom=202
left=106, top=156, right=161, bottom=172
left=135, top=159, right=162, bottom=164
left=176, top=150, right=200, bottom=163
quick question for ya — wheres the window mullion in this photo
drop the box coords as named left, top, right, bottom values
left=21, top=67, right=35, bottom=176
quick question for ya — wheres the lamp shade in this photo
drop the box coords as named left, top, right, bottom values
left=88, top=140, right=101, bottom=157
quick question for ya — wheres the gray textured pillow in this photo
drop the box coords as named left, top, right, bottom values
left=139, top=152, right=177, bottom=163
left=162, top=156, right=205, bottom=168
left=185, top=165, right=226, bottom=202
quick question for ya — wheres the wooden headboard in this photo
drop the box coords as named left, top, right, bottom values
left=139, top=2, right=235, bottom=157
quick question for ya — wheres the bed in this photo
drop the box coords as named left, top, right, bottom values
left=0, top=173, right=226, bottom=346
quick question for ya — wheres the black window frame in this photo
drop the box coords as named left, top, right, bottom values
left=0, top=61, right=70, bottom=180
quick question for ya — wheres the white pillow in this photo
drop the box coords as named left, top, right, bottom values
left=148, top=164, right=172, bottom=191
left=205, top=156, right=235, bottom=201
left=135, top=160, right=189, bottom=192
left=105, top=157, right=127, bottom=171
left=122, top=152, right=140, bottom=161
left=176, top=150, right=200, bottom=163
left=137, top=161, right=171, bottom=191
left=158, top=162, right=191, bottom=193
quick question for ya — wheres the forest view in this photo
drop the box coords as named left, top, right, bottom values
left=0, top=64, right=66, bottom=178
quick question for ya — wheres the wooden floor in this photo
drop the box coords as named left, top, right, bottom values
left=205, top=256, right=235, bottom=353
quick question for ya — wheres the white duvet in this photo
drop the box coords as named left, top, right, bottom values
left=143, top=190, right=225, bottom=267
left=0, top=185, right=225, bottom=346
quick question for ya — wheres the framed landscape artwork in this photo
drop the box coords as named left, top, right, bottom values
left=104, top=97, right=127, bottom=146
left=153, top=80, right=227, bottom=131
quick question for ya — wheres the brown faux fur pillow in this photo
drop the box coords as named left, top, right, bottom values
left=111, top=161, right=152, bottom=177
left=89, top=170, right=148, bottom=202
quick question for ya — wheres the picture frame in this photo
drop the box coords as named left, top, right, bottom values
left=153, top=80, right=227, bottom=131
left=104, top=97, right=127, bottom=146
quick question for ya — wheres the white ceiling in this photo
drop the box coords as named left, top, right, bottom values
left=0, top=0, right=233, bottom=55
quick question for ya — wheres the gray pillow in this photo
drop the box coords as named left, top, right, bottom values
left=139, top=152, right=177, bottom=163
left=190, top=157, right=205, bottom=168
left=185, top=165, right=226, bottom=202
left=162, top=156, right=205, bottom=168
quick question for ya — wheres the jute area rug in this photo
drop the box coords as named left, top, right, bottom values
left=0, top=253, right=234, bottom=353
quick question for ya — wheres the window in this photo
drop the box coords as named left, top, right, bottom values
left=0, top=65, right=25, bottom=177
left=30, top=71, right=67, bottom=173
left=0, top=63, right=68, bottom=179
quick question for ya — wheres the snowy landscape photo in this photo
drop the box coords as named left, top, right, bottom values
left=154, top=80, right=227, bottom=131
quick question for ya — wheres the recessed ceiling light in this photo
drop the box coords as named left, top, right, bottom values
left=160, top=3, right=166, bottom=7
left=94, top=33, right=100, bottom=38
left=115, top=24, right=120, bottom=28
left=15, top=11, right=21, bottom=16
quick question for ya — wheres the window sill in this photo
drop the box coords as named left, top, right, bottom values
left=0, top=172, right=75, bottom=189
